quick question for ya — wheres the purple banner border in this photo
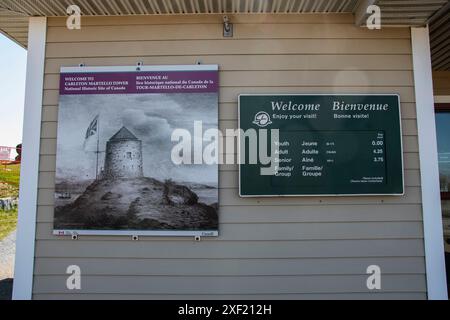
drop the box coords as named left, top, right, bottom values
left=60, top=70, right=219, bottom=95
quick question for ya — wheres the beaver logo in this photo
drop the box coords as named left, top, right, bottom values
left=252, top=111, right=272, bottom=127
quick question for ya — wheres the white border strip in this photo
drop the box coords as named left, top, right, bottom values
left=434, top=96, right=450, bottom=103
left=411, top=26, right=448, bottom=300
left=12, top=17, right=47, bottom=300
left=53, top=230, right=218, bottom=237
left=55, top=64, right=220, bottom=238
left=60, top=65, right=219, bottom=73
left=238, top=94, right=405, bottom=197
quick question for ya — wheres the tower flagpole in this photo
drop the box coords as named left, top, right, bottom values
left=96, top=116, right=100, bottom=180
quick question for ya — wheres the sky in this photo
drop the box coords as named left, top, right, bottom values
left=0, top=34, right=27, bottom=149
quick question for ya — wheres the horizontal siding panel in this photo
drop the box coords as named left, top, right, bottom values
left=40, top=102, right=418, bottom=123
left=36, top=204, right=423, bottom=224
left=46, top=24, right=411, bottom=42
left=42, top=87, right=417, bottom=106
left=404, top=170, right=422, bottom=187
left=219, top=102, right=417, bottom=121
left=38, top=118, right=418, bottom=140
left=45, top=39, right=413, bottom=58
left=36, top=169, right=421, bottom=189
left=401, top=120, right=418, bottom=136
left=221, top=87, right=417, bottom=103
left=32, top=274, right=426, bottom=294
left=403, top=136, right=419, bottom=153
left=41, top=106, right=58, bottom=122
left=44, top=55, right=414, bottom=74
left=34, top=239, right=425, bottom=259
left=33, top=257, right=426, bottom=276
left=210, top=135, right=418, bottom=154
left=35, top=221, right=424, bottom=241
left=217, top=187, right=421, bottom=206
left=47, top=15, right=356, bottom=27
left=218, top=170, right=421, bottom=189
left=38, top=135, right=420, bottom=156
left=39, top=139, right=56, bottom=155
left=38, top=156, right=229, bottom=172
left=40, top=122, right=56, bottom=139
left=37, top=187, right=422, bottom=207
left=404, top=153, right=420, bottom=169
left=33, top=292, right=427, bottom=300
left=39, top=155, right=57, bottom=172
left=217, top=121, right=416, bottom=137
left=37, top=151, right=421, bottom=173
left=43, top=203, right=423, bottom=224
left=44, top=71, right=414, bottom=89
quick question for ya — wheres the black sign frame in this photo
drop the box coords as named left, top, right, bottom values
left=238, top=94, right=405, bottom=197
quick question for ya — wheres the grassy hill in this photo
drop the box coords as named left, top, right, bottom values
left=0, top=209, right=17, bottom=241
left=0, top=164, right=20, bottom=198
left=0, top=164, right=20, bottom=240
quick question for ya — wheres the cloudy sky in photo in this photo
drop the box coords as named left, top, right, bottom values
left=56, top=93, right=218, bottom=185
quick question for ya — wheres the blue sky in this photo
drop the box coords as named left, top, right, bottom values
left=0, top=34, right=27, bottom=148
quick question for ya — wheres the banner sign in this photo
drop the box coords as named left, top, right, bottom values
left=0, top=146, right=12, bottom=161
left=54, top=65, right=219, bottom=237
left=59, top=67, right=218, bottom=95
left=239, top=94, right=404, bottom=197
left=0, top=146, right=21, bottom=163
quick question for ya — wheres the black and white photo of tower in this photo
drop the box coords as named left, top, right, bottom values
left=103, top=127, right=143, bottom=179
left=54, top=91, right=219, bottom=235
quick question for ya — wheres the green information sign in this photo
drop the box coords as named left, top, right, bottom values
left=239, top=94, right=404, bottom=197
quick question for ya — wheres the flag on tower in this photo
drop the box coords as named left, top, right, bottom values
left=85, top=115, right=99, bottom=141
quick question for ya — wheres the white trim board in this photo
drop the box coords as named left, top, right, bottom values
left=411, top=26, right=448, bottom=300
left=53, top=230, right=218, bottom=237
left=12, top=17, right=47, bottom=300
left=434, top=96, right=450, bottom=103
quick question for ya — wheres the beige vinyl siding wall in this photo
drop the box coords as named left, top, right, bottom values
left=33, top=14, right=426, bottom=299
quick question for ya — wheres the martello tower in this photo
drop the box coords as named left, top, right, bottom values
left=104, top=127, right=143, bottom=179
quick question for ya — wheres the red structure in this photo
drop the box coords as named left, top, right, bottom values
left=0, top=144, right=21, bottom=166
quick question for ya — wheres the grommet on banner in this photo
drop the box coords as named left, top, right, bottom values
left=196, top=59, right=203, bottom=65
left=71, top=233, right=79, bottom=240
left=132, top=235, right=139, bottom=241
left=79, top=63, right=85, bottom=67
left=136, top=61, right=143, bottom=71
left=194, top=236, right=201, bottom=242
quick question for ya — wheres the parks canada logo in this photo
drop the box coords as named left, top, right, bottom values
left=253, top=111, right=272, bottom=127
